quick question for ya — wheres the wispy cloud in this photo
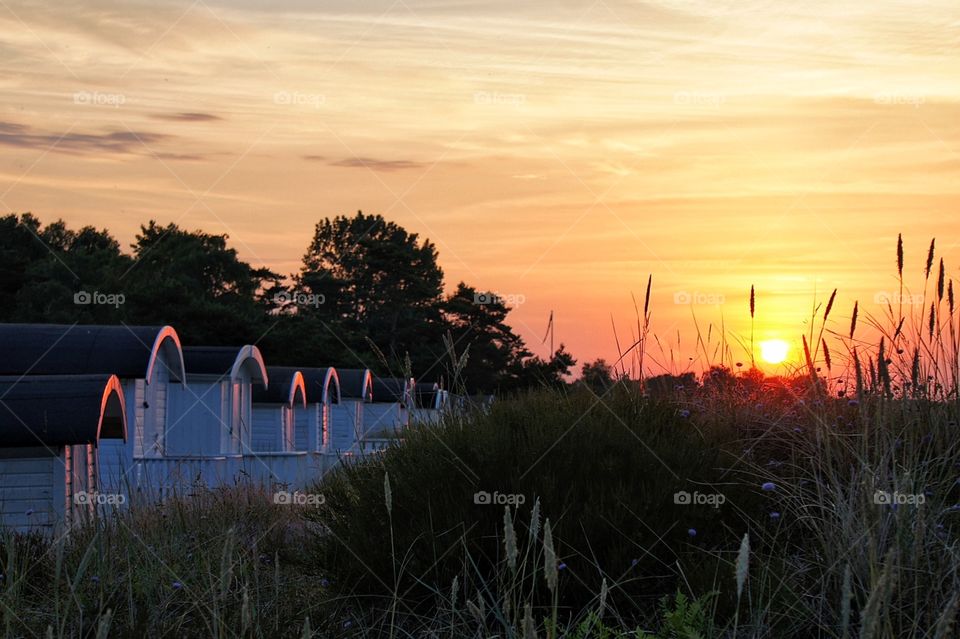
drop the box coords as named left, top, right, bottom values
left=329, top=157, right=427, bottom=172
left=0, top=121, right=170, bottom=155
left=150, top=112, right=223, bottom=122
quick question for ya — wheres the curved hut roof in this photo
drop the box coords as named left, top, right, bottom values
left=372, top=376, right=415, bottom=405
left=252, top=368, right=306, bottom=407
left=284, top=367, right=340, bottom=405
left=0, top=324, right=185, bottom=384
left=182, top=345, right=268, bottom=387
left=0, top=374, right=127, bottom=446
left=336, top=368, right=373, bottom=402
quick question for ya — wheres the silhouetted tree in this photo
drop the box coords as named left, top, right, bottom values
left=123, top=221, right=279, bottom=344
left=580, top=358, right=615, bottom=393
left=297, top=211, right=445, bottom=373
left=0, top=214, right=131, bottom=323
left=441, top=282, right=530, bottom=393
left=513, top=344, right=577, bottom=390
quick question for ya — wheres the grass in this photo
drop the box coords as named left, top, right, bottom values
left=2, top=236, right=959, bottom=637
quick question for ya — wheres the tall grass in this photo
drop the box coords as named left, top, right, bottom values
left=1, top=235, right=958, bottom=637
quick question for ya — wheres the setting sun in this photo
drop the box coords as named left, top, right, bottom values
left=759, top=340, right=790, bottom=364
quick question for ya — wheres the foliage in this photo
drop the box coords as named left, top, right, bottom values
left=0, top=211, right=574, bottom=392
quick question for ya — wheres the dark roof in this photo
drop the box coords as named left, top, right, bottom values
left=337, top=368, right=373, bottom=401
left=0, top=375, right=126, bottom=446
left=372, top=376, right=412, bottom=404
left=290, top=367, right=340, bottom=404
left=182, top=345, right=267, bottom=384
left=0, top=324, right=185, bottom=383
left=414, top=382, right=441, bottom=409
left=252, top=367, right=306, bottom=406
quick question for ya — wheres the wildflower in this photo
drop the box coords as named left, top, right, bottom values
left=687, top=528, right=697, bottom=537
left=631, top=558, right=638, bottom=567
left=848, top=399, right=859, bottom=407
left=172, top=581, right=183, bottom=590
left=558, top=562, right=567, bottom=570
left=770, top=512, right=780, bottom=520
left=320, top=578, right=330, bottom=588
left=761, top=482, right=777, bottom=492
left=90, top=575, right=100, bottom=584
left=679, top=410, right=690, bottom=419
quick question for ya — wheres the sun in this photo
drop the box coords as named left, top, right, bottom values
left=759, top=339, right=789, bottom=364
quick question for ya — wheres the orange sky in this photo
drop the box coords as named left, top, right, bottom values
left=1, top=0, right=958, bottom=373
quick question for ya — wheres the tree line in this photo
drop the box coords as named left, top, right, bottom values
left=0, top=211, right=578, bottom=394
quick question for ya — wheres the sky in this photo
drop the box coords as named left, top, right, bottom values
left=1, top=0, right=959, bottom=374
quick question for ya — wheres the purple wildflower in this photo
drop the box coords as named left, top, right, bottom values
left=679, top=410, right=690, bottom=419
left=172, top=581, right=183, bottom=590
left=770, top=512, right=780, bottom=520
left=761, top=482, right=777, bottom=492
left=687, top=528, right=697, bottom=537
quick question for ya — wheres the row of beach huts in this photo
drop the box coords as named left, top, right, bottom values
left=0, top=324, right=458, bottom=530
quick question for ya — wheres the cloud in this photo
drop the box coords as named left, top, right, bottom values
left=329, top=157, right=426, bottom=171
left=0, top=121, right=205, bottom=159
left=150, top=112, right=223, bottom=122
left=301, top=154, right=326, bottom=161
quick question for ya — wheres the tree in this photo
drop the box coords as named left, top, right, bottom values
left=0, top=214, right=131, bottom=323
left=441, top=282, right=530, bottom=393
left=512, top=344, right=577, bottom=391
left=298, top=211, right=445, bottom=373
left=123, top=221, right=279, bottom=345
left=580, top=358, right=615, bottom=393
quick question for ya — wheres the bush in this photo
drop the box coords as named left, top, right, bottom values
left=309, top=385, right=765, bottom=623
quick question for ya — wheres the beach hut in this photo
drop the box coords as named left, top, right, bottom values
left=267, top=367, right=340, bottom=453
left=141, top=346, right=269, bottom=495
left=410, top=382, right=447, bottom=425
left=0, top=324, right=185, bottom=495
left=363, top=376, right=415, bottom=438
left=331, top=369, right=373, bottom=454
left=166, top=346, right=268, bottom=456
left=251, top=368, right=307, bottom=452
left=0, top=375, right=126, bottom=530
